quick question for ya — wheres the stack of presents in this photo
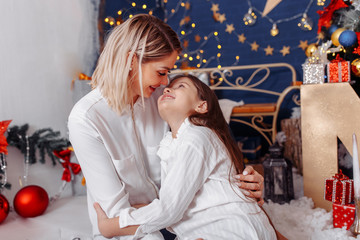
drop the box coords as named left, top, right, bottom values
left=324, top=170, right=355, bottom=229
left=303, top=55, right=351, bottom=84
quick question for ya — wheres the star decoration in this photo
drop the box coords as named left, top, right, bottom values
left=212, top=12, right=220, bottom=22
left=180, top=61, right=190, bottom=69
left=183, top=40, right=189, bottom=49
left=298, top=40, right=308, bottom=51
left=195, top=35, right=201, bottom=42
left=238, top=34, right=246, bottom=43
left=251, top=41, right=259, bottom=51
left=263, top=0, right=283, bottom=17
left=0, top=120, right=12, bottom=155
left=280, top=46, right=290, bottom=56
left=264, top=45, right=274, bottom=56
left=185, top=2, right=191, bottom=10
left=225, top=24, right=235, bottom=34
left=184, top=16, right=191, bottom=24
left=211, top=3, right=219, bottom=12
left=218, top=13, right=226, bottom=24
left=317, top=32, right=325, bottom=40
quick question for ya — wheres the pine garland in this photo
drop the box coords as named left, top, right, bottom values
left=6, top=124, right=70, bottom=165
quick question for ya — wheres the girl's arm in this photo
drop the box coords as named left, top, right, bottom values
left=94, top=140, right=213, bottom=238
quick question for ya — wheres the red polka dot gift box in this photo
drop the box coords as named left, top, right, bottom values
left=332, top=203, right=355, bottom=230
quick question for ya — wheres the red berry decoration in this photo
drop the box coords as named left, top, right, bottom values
left=0, top=194, right=9, bottom=223
left=13, top=185, right=49, bottom=218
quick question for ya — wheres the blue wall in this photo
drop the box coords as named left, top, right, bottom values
left=102, top=0, right=329, bottom=80
left=101, top=0, right=331, bottom=147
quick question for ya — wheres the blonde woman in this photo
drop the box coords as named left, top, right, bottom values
left=68, top=14, right=264, bottom=240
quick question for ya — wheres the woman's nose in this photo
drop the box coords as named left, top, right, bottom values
left=160, top=77, right=169, bottom=86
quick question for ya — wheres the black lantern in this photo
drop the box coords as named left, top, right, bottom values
left=263, top=143, right=294, bottom=204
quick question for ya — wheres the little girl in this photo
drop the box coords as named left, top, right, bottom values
left=94, top=74, right=278, bottom=239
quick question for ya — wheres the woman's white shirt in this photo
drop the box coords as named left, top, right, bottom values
left=68, top=87, right=168, bottom=239
left=119, top=119, right=276, bottom=240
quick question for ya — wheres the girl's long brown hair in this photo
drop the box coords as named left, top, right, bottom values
left=170, top=74, right=244, bottom=175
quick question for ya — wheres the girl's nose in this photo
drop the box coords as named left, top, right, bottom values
left=163, top=87, right=171, bottom=94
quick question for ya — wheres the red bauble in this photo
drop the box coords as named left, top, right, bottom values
left=0, top=194, right=9, bottom=223
left=13, top=185, right=49, bottom=218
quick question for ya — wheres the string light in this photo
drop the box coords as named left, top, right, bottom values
left=246, top=0, right=314, bottom=36
left=142, top=4, right=147, bottom=9
left=131, top=2, right=136, bottom=7
left=243, top=8, right=257, bottom=26
left=297, top=13, right=313, bottom=31
left=317, top=0, right=326, bottom=6
left=270, top=24, right=279, bottom=37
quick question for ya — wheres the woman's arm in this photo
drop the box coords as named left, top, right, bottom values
left=68, top=116, right=132, bottom=219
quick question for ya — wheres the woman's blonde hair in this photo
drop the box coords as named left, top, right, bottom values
left=91, top=14, right=182, bottom=114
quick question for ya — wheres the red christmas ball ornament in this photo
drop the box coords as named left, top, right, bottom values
left=13, top=185, right=49, bottom=218
left=0, top=194, right=9, bottom=223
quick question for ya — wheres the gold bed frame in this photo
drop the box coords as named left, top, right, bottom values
left=171, top=62, right=301, bottom=145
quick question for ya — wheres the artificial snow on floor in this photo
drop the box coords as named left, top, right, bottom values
left=263, top=169, right=360, bottom=240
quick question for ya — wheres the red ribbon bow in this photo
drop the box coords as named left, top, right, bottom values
left=53, top=148, right=81, bottom=182
left=334, top=169, right=349, bottom=181
left=0, top=120, right=12, bottom=155
left=331, top=54, right=345, bottom=63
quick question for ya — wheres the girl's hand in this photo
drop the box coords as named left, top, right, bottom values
left=93, top=202, right=138, bottom=238
left=233, top=165, right=264, bottom=206
left=93, top=202, right=112, bottom=237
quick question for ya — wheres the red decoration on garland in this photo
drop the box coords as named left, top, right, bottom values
left=53, top=148, right=81, bottom=182
left=0, top=120, right=12, bottom=155
left=317, top=0, right=348, bottom=33
left=0, top=194, right=9, bottom=223
left=13, top=185, right=49, bottom=218
left=324, top=170, right=354, bottom=205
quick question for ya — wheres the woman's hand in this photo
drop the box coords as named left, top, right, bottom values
left=233, top=165, right=264, bottom=206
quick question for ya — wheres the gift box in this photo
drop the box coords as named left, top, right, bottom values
left=236, top=136, right=261, bottom=162
left=332, top=203, right=355, bottom=230
left=324, top=170, right=354, bottom=205
left=302, top=63, right=325, bottom=84
left=326, top=56, right=350, bottom=83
